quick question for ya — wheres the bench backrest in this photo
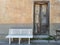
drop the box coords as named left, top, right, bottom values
left=9, top=29, right=33, bottom=35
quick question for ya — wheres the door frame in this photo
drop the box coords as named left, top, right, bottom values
left=33, top=1, right=50, bottom=35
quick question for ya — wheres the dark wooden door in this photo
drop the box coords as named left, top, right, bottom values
left=34, top=2, right=49, bottom=35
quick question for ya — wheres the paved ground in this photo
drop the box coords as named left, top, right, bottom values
left=0, top=43, right=60, bottom=45
left=0, top=40, right=60, bottom=45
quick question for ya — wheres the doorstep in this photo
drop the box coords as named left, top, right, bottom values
left=34, top=35, right=49, bottom=38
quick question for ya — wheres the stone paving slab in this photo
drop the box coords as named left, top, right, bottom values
left=31, top=40, right=60, bottom=43
left=0, top=43, right=60, bottom=45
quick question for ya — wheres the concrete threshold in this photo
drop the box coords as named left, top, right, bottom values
left=34, top=35, right=49, bottom=38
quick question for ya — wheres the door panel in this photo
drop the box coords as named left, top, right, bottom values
left=40, top=4, right=48, bottom=35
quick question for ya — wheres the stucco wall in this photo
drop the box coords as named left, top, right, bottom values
left=0, top=0, right=33, bottom=24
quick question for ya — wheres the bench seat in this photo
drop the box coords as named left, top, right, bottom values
left=6, top=29, right=33, bottom=44
left=6, top=35, right=33, bottom=38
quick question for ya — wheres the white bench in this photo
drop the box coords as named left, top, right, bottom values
left=6, top=29, right=33, bottom=44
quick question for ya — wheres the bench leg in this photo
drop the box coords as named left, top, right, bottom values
left=28, top=38, right=30, bottom=44
left=9, top=38, right=11, bottom=44
left=19, top=38, right=21, bottom=44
